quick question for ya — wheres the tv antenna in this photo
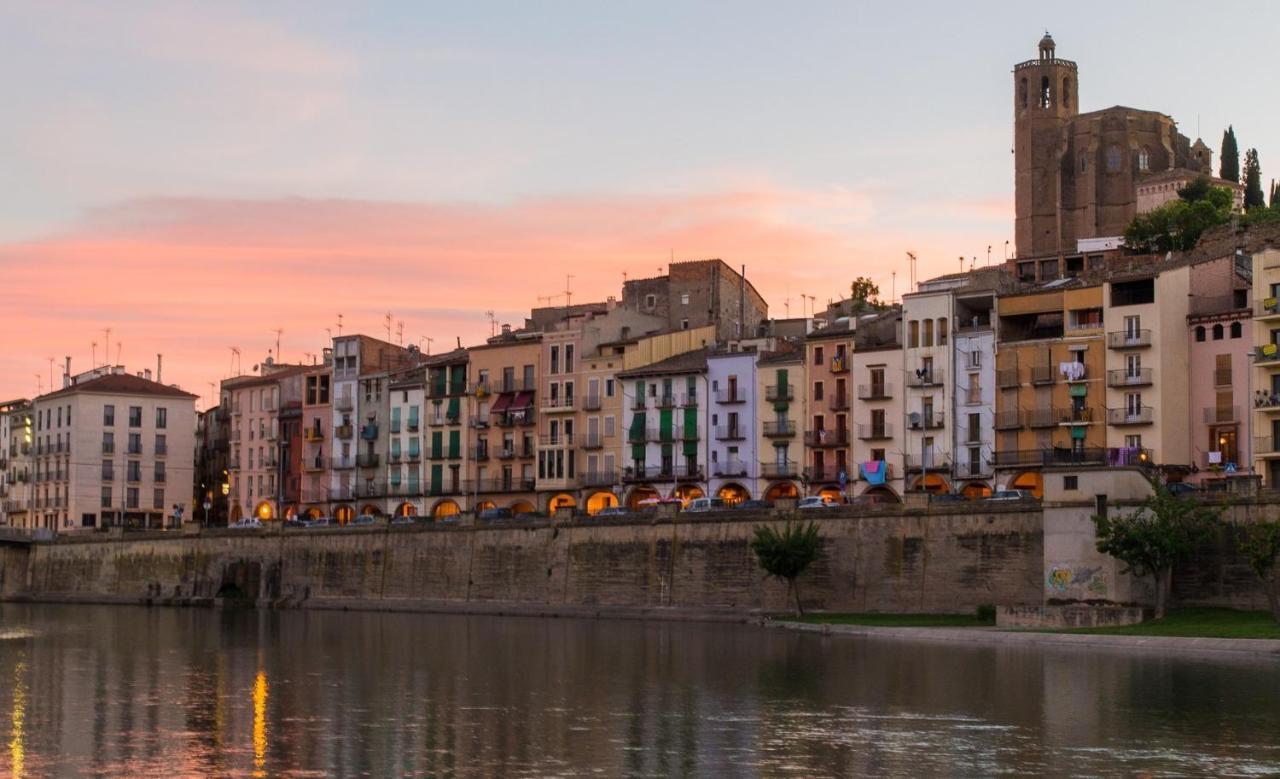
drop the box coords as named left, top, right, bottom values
left=906, top=251, right=918, bottom=293
left=419, top=336, right=434, bottom=355
left=272, top=328, right=283, bottom=361
left=103, top=327, right=111, bottom=365
left=384, top=311, right=393, bottom=342
left=230, top=347, right=242, bottom=376
left=336, top=313, right=344, bottom=336
left=91, top=341, right=97, bottom=369
left=396, top=320, right=405, bottom=345
left=485, top=310, right=498, bottom=337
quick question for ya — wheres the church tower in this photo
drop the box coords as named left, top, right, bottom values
left=1014, top=33, right=1078, bottom=257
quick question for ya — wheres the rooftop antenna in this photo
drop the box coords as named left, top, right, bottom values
left=230, top=347, right=242, bottom=376
left=986, top=245, right=992, bottom=267
left=91, top=341, right=97, bottom=370
left=906, top=251, right=918, bottom=293
left=35, top=373, right=42, bottom=395
left=272, top=328, right=283, bottom=361
left=47, top=356, right=54, bottom=390
left=958, top=255, right=964, bottom=274
left=807, top=295, right=817, bottom=319
left=419, top=336, right=433, bottom=355
left=384, top=311, right=393, bottom=342
left=891, top=271, right=897, bottom=304
left=783, top=297, right=790, bottom=318
left=396, top=320, right=405, bottom=345
left=565, top=274, right=574, bottom=309
left=337, top=313, right=344, bottom=336
left=116, top=341, right=122, bottom=366
left=303, top=351, right=315, bottom=365
left=485, top=310, right=497, bottom=337
left=325, top=327, right=332, bottom=343
left=103, top=327, right=111, bottom=365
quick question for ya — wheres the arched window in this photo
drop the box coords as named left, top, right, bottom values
left=1062, top=78, right=1070, bottom=109
left=1040, top=76, right=1051, bottom=109
left=1106, top=146, right=1123, bottom=173
left=1194, top=326, right=1206, bottom=342
left=1231, top=321, right=1243, bottom=339
left=1138, top=148, right=1151, bottom=172
left=1019, top=78, right=1028, bottom=109
left=1212, top=323, right=1224, bottom=340
left=937, top=318, right=949, bottom=345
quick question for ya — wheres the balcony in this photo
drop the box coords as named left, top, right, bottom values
left=1255, top=437, right=1280, bottom=457
left=471, top=446, right=489, bottom=461
left=766, top=384, right=794, bottom=402
left=716, top=387, right=747, bottom=404
left=997, top=368, right=1020, bottom=388
left=1256, top=345, right=1280, bottom=365
left=994, top=410, right=1022, bottom=430
left=332, top=457, right=355, bottom=470
left=582, top=470, right=618, bottom=487
left=907, top=368, right=944, bottom=388
left=542, top=396, right=576, bottom=413
left=713, top=460, right=749, bottom=478
left=908, top=412, right=945, bottom=431
left=1059, top=406, right=1097, bottom=425
left=407, top=417, right=421, bottom=432
left=303, top=456, right=326, bottom=472
left=101, top=469, right=115, bottom=482
left=994, top=447, right=1106, bottom=467
left=806, top=428, right=851, bottom=447
left=305, top=426, right=324, bottom=441
left=335, top=424, right=354, bottom=439
left=715, top=426, right=746, bottom=441
left=903, top=451, right=951, bottom=472
left=1203, top=406, right=1240, bottom=424
left=334, top=394, right=354, bottom=412
left=1107, top=329, right=1153, bottom=349
left=408, top=448, right=421, bottom=462
left=154, top=472, right=167, bottom=484
left=357, top=453, right=380, bottom=469
left=1026, top=408, right=1058, bottom=429
left=760, top=462, right=800, bottom=479
left=1109, top=447, right=1154, bottom=466
left=1106, top=369, right=1152, bottom=388
left=622, top=465, right=704, bottom=483
left=803, top=466, right=845, bottom=483
left=656, top=394, right=679, bottom=409
left=1107, top=406, right=1154, bottom=425
left=763, top=420, right=796, bottom=438
left=954, top=460, right=993, bottom=479
left=1255, top=297, right=1280, bottom=320
left=480, top=476, right=537, bottom=493
left=855, top=424, right=892, bottom=441
left=102, top=442, right=115, bottom=454
left=583, top=394, right=602, bottom=411
left=829, top=394, right=850, bottom=411
left=497, top=448, right=517, bottom=460
left=360, top=424, right=379, bottom=441
left=857, top=383, right=893, bottom=401
left=829, top=355, right=850, bottom=374
left=582, top=433, right=605, bottom=450
left=1029, top=365, right=1055, bottom=385
left=389, top=450, right=403, bottom=463
left=261, top=397, right=276, bottom=412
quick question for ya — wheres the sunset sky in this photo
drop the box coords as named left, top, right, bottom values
left=3, top=1, right=1276, bottom=406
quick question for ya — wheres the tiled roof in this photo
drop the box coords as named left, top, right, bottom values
left=41, top=372, right=198, bottom=400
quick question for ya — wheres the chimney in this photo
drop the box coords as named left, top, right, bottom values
left=63, top=356, right=71, bottom=388
left=157, top=354, right=163, bottom=384
left=144, top=368, right=152, bottom=380
left=501, top=324, right=512, bottom=335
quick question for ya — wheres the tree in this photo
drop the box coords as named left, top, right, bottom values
left=1271, top=179, right=1279, bottom=209
left=1092, top=475, right=1223, bottom=619
left=750, top=521, right=823, bottom=617
left=1238, top=522, right=1280, bottom=624
left=1220, top=126, right=1239, bottom=183
left=1123, top=183, right=1233, bottom=253
left=849, top=276, right=882, bottom=313
left=1244, top=148, right=1266, bottom=210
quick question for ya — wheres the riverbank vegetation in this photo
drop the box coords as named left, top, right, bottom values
left=1055, top=607, right=1280, bottom=639
left=785, top=612, right=995, bottom=628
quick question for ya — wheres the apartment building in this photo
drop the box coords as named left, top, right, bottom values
left=902, top=288, right=954, bottom=494
left=32, top=367, right=196, bottom=531
left=1, top=400, right=33, bottom=527
left=756, top=348, right=803, bottom=503
left=619, top=351, right=709, bottom=508
left=1252, top=245, right=1280, bottom=485
left=385, top=368, right=426, bottom=517
left=804, top=324, right=854, bottom=501
left=994, top=282, right=1107, bottom=496
left=952, top=285, right=999, bottom=497
left=577, top=336, right=624, bottom=514
left=1186, top=256, right=1251, bottom=485
left=707, top=349, right=757, bottom=504
left=419, top=349, right=470, bottom=517
left=329, top=335, right=412, bottom=523
left=300, top=363, right=331, bottom=517
left=538, top=327, right=582, bottom=513
left=467, top=330, right=539, bottom=516
left=225, top=364, right=306, bottom=523
left=193, top=405, right=229, bottom=526
left=850, top=309, right=904, bottom=501
left=1101, top=266, right=1191, bottom=467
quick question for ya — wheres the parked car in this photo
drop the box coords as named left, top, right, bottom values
left=390, top=516, right=416, bottom=525
left=1166, top=481, right=1201, bottom=498
left=928, top=492, right=965, bottom=504
left=305, top=517, right=334, bottom=528
left=231, top=518, right=263, bottom=529
left=352, top=515, right=378, bottom=526
left=735, top=499, right=774, bottom=510
left=595, top=506, right=630, bottom=518
left=986, top=489, right=1035, bottom=502
left=798, top=496, right=836, bottom=510
left=478, top=507, right=514, bottom=522
left=685, top=497, right=727, bottom=513
left=514, top=511, right=545, bottom=522
left=282, top=518, right=307, bottom=529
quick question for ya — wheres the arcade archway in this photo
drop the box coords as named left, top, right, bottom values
left=432, top=499, right=460, bottom=519
left=585, top=491, right=618, bottom=514
left=764, top=481, right=799, bottom=502
left=1009, top=471, right=1044, bottom=499
left=716, top=483, right=750, bottom=506
left=673, top=484, right=704, bottom=506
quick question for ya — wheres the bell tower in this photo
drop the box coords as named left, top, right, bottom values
left=1014, top=32, right=1079, bottom=257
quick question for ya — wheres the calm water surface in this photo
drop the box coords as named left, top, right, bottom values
left=0, top=604, right=1278, bottom=777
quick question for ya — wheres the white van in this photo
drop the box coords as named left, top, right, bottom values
left=685, top=497, right=727, bottom=513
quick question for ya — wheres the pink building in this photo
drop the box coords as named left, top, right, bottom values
left=1186, top=256, right=1252, bottom=485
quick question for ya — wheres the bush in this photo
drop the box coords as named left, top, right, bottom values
left=975, top=604, right=997, bottom=624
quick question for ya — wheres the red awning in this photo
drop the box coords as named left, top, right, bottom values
left=490, top=392, right=514, bottom=414
left=510, top=391, right=534, bottom=411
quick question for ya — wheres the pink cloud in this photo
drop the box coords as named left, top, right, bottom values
left=0, top=190, right=991, bottom=403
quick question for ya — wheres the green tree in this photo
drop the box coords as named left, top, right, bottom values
left=849, top=276, right=882, bottom=313
left=1244, top=148, right=1266, bottom=210
left=1092, top=475, right=1223, bottom=619
left=750, top=521, right=823, bottom=617
left=1123, top=184, right=1233, bottom=253
left=1238, top=522, right=1280, bottom=624
left=1220, top=126, right=1239, bottom=183
left=1271, top=179, right=1279, bottom=209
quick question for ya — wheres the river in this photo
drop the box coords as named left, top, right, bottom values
left=0, top=604, right=1278, bottom=777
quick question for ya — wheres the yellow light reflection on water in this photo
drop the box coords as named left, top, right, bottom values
left=9, top=656, right=27, bottom=779
left=252, top=669, right=269, bottom=777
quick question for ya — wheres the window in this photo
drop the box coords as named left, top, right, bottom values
left=1062, top=78, right=1070, bottom=109
left=645, top=294, right=657, bottom=310
left=1231, top=321, right=1243, bottom=338
left=126, top=487, right=139, bottom=509
left=127, top=460, right=141, bottom=482
left=605, top=378, right=615, bottom=397
left=814, top=347, right=824, bottom=366
left=1039, top=75, right=1051, bottom=108
left=680, top=319, right=689, bottom=330
left=1079, top=152, right=1088, bottom=173
left=128, top=433, right=142, bottom=455
left=1063, top=475, right=1078, bottom=491
left=1195, top=325, right=1206, bottom=342
left=1106, top=146, right=1123, bottom=173
left=814, top=381, right=824, bottom=401
left=102, top=432, right=114, bottom=454
left=101, top=487, right=111, bottom=508
left=155, top=407, right=167, bottom=429
left=938, top=318, right=948, bottom=345
left=1213, top=323, right=1224, bottom=340
left=908, top=321, right=919, bottom=348
left=968, top=349, right=981, bottom=369
left=923, top=319, right=933, bottom=347
left=154, top=462, right=165, bottom=483
left=128, top=406, right=142, bottom=427
left=550, top=346, right=559, bottom=374
left=1019, top=77, right=1027, bottom=109
left=153, top=488, right=164, bottom=509
left=680, top=292, right=690, bottom=305
left=103, top=405, right=115, bottom=426
left=1137, top=148, right=1150, bottom=172
left=565, top=344, right=574, bottom=372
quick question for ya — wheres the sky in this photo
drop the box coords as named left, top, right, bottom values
left=2, top=1, right=1277, bottom=406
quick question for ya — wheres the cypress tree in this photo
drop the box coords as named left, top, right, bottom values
left=1272, top=179, right=1279, bottom=209
left=1244, top=148, right=1266, bottom=210
left=1220, top=126, right=1240, bottom=183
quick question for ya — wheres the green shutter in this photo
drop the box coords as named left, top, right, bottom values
left=1070, top=425, right=1087, bottom=440
left=448, top=430, right=460, bottom=458
left=1069, top=384, right=1088, bottom=398
left=447, top=397, right=460, bottom=420
left=430, top=464, right=443, bottom=493
left=629, top=411, right=646, bottom=440
left=433, top=371, right=447, bottom=397
left=450, top=366, right=465, bottom=394
left=634, top=381, right=645, bottom=403
left=661, top=444, right=673, bottom=461
left=682, top=440, right=698, bottom=457
left=660, top=409, right=674, bottom=441
left=631, top=444, right=646, bottom=461
left=682, top=406, right=697, bottom=437
left=431, top=431, right=443, bottom=458
left=774, top=368, right=789, bottom=411
left=408, top=405, right=419, bottom=427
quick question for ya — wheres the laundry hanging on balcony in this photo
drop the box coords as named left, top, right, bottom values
left=860, top=460, right=887, bottom=485
left=1058, top=361, right=1085, bottom=381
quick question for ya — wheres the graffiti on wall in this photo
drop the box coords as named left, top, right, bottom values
left=1046, top=563, right=1109, bottom=600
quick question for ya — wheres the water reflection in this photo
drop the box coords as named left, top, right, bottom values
left=0, top=604, right=1277, bottom=776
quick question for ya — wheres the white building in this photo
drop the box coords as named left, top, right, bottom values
left=952, top=288, right=998, bottom=496
left=618, top=351, right=709, bottom=507
left=1, top=400, right=33, bottom=527
left=707, top=350, right=758, bottom=504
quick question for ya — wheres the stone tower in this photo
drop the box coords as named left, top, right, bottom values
left=1013, top=33, right=1078, bottom=257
